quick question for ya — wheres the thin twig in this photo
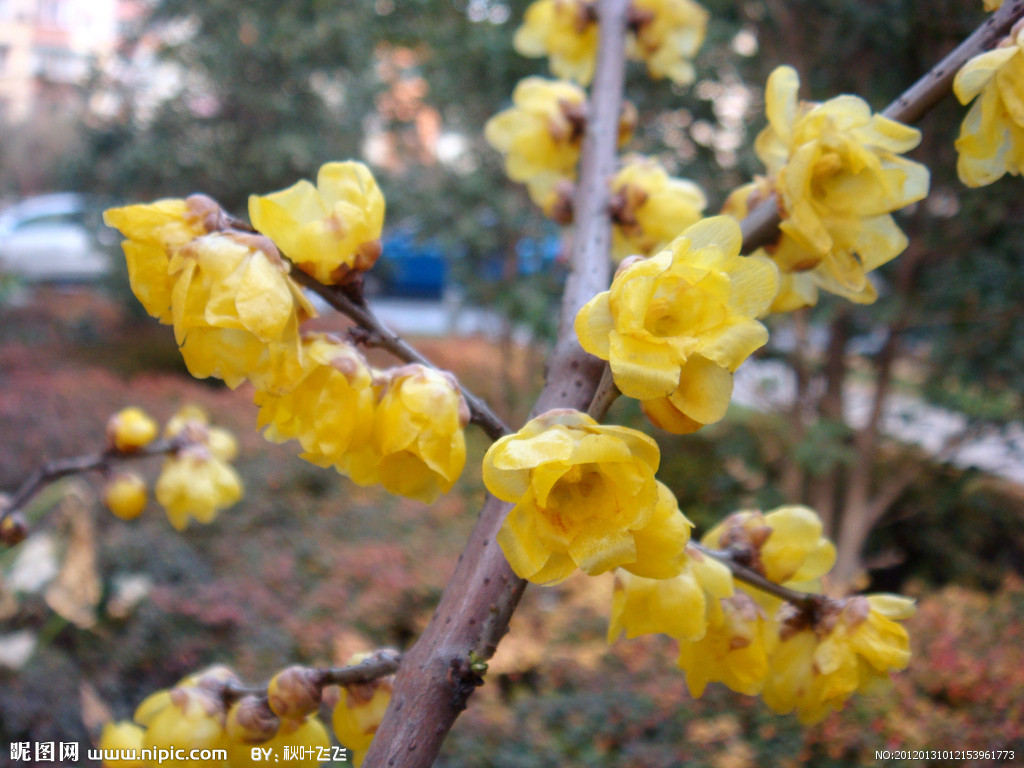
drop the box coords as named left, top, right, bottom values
left=1, top=439, right=178, bottom=524
left=219, top=651, right=402, bottom=705
left=741, top=0, right=1024, bottom=253
left=289, top=268, right=511, bottom=441
left=691, top=543, right=822, bottom=611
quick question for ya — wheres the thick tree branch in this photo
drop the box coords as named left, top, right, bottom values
left=363, top=2, right=630, bottom=766
left=741, top=0, right=1024, bottom=253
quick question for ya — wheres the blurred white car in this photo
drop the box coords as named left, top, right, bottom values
left=0, top=193, right=115, bottom=282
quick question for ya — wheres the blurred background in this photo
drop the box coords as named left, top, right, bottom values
left=1, top=0, right=1022, bottom=764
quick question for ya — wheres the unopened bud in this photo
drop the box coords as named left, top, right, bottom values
left=103, top=472, right=148, bottom=521
left=226, top=696, right=280, bottom=743
left=268, top=666, right=322, bottom=720
left=107, top=407, right=159, bottom=453
left=1, top=512, right=28, bottom=546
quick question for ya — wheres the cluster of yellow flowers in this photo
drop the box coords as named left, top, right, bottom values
left=727, top=66, right=930, bottom=311
left=484, top=410, right=913, bottom=722
left=257, top=342, right=469, bottom=504
left=485, top=77, right=636, bottom=220
left=612, top=506, right=914, bottom=723
left=96, top=663, right=393, bottom=768
left=105, top=162, right=468, bottom=504
left=514, top=0, right=708, bottom=87
left=953, top=18, right=1024, bottom=186
left=576, top=217, right=778, bottom=434
left=102, top=406, right=242, bottom=530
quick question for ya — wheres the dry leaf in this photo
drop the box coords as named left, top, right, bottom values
left=45, top=484, right=101, bottom=628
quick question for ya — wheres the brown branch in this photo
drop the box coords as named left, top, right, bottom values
left=691, top=543, right=824, bottom=613
left=741, top=0, right=1024, bottom=253
left=1, top=439, right=178, bottom=527
left=289, top=269, right=511, bottom=441
left=362, top=2, right=630, bottom=766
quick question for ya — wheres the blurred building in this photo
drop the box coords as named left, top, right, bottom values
left=0, top=0, right=142, bottom=124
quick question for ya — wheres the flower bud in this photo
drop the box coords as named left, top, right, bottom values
left=1, top=511, right=28, bottom=547
left=98, top=721, right=147, bottom=768
left=226, top=696, right=280, bottom=744
left=107, top=407, right=159, bottom=453
left=103, top=473, right=148, bottom=521
left=267, top=666, right=322, bottom=721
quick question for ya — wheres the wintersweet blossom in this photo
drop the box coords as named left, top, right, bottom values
left=749, top=66, right=929, bottom=308
left=676, top=591, right=779, bottom=697
left=104, top=195, right=225, bottom=322
left=610, top=154, right=707, bottom=260
left=486, top=77, right=636, bottom=217
left=135, top=686, right=228, bottom=768
left=169, top=231, right=316, bottom=393
left=575, top=216, right=778, bottom=433
left=254, top=333, right=377, bottom=479
left=628, top=0, right=709, bottom=86
left=106, top=406, right=159, bottom=453
left=98, top=722, right=147, bottom=768
left=762, top=594, right=915, bottom=723
left=103, top=472, right=148, bottom=521
left=332, top=659, right=394, bottom=768
left=226, top=716, right=330, bottom=768
left=701, top=505, right=836, bottom=586
left=249, top=161, right=386, bottom=285
left=155, top=407, right=243, bottom=530
left=483, top=410, right=691, bottom=583
left=514, top=0, right=598, bottom=85
left=608, top=544, right=733, bottom=641
left=953, top=20, right=1024, bottom=186
left=362, top=365, right=469, bottom=504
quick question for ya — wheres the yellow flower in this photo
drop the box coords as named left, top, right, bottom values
left=103, top=195, right=224, bottom=322
left=255, top=333, right=377, bottom=478
left=575, top=216, right=778, bottom=434
left=170, top=232, right=316, bottom=394
left=98, top=721, right=147, bottom=767
left=984, top=0, right=1004, bottom=12
left=514, top=0, right=599, bottom=85
left=677, top=590, right=779, bottom=698
left=486, top=78, right=636, bottom=217
left=156, top=449, right=243, bottom=530
left=226, top=715, right=330, bottom=768
left=486, top=77, right=588, bottom=214
left=136, top=685, right=229, bottom=768
left=362, top=364, right=469, bottom=504
left=953, top=22, right=1024, bottom=187
left=608, top=544, right=733, bottom=641
left=106, top=406, right=159, bottom=453
left=156, top=407, right=243, bottom=530
left=610, top=155, right=707, bottom=260
left=103, top=472, right=148, bottom=521
left=751, top=66, right=929, bottom=307
left=628, top=0, right=709, bottom=86
left=249, top=161, right=385, bottom=285
left=762, top=594, right=914, bottom=724
left=332, top=676, right=393, bottom=768
left=701, top=505, right=836, bottom=586
left=483, top=410, right=690, bottom=583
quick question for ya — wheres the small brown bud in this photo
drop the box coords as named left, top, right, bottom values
left=227, top=696, right=280, bottom=743
left=267, top=666, right=322, bottom=720
left=1, top=512, right=28, bottom=547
